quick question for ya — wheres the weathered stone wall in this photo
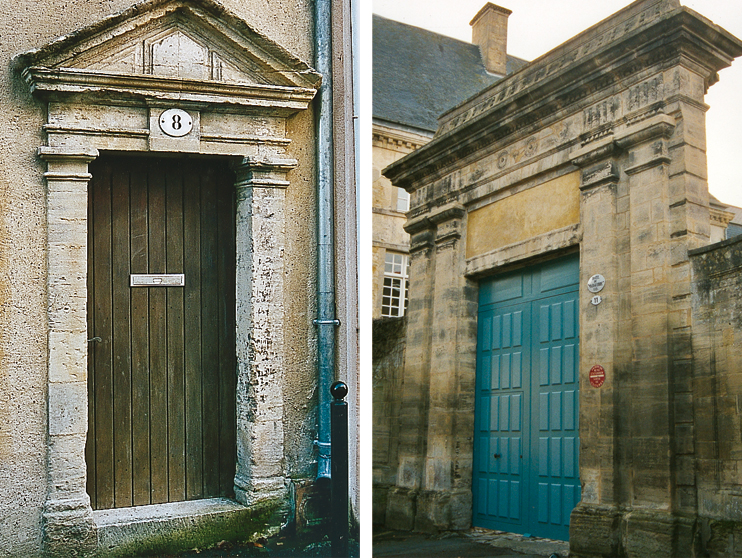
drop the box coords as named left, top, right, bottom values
left=382, top=0, right=742, bottom=555
left=372, top=317, right=406, bottom=525
left=690, top=235, right=742, bottom=557
left=0, top=0, right=357, bottom=555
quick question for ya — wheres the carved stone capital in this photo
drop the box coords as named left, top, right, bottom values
left=429, top=203, right=466, bottom=225
left=614, top=113, right=675, bottom=149
left=570, top=136, right=617, bottom=168
left=580, top=161, right=620, bottom=190
left=39, top=146, right=99, bottom=181
left=409, top=230, right=435, bottom=254
left=404, top=214, right=433, bottom=236
left=233, top=156, right=298, bottom=190
left=428, top=203, right=466, bottom=246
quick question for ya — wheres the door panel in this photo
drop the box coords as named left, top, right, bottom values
left=473, top=254, right=579, bottom=540
left=87, top=155, right=236, bottom=509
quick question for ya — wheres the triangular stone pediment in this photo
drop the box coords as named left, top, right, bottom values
left=15, top=0, right=320, bottom=91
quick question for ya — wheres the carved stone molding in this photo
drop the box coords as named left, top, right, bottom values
left=580, top=161, right=620, bottom=190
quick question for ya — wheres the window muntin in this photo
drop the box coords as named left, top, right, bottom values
left=382, top=252, right=409, bottom=317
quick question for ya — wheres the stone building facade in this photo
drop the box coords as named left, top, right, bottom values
left=381, top=0, right=742, bottom=555
left=0, top=0, right=358, bottom=555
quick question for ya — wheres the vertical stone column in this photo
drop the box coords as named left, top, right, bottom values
left=232, top=155, right=296, bottom=508
left=664, top=68, right=715, bottom=524
left=39, top=146, right=99, bottom=557
left=386, top=202, right=477, bottom=532
left=615, top=114, right=689, bottom=556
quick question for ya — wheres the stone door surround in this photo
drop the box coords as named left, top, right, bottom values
left=14, top=0, right=320, bottom=554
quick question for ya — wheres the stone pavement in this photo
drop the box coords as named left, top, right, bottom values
left=372, top=528, right=569, bottom=558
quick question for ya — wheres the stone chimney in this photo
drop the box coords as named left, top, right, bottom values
left=470, top=3, right=512, bottom=76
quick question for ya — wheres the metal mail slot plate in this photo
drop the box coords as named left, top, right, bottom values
left=130, top=274, right=185, bottom=287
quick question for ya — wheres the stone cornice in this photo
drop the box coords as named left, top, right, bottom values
left=710, top=207, right=734, bottom=227
left=383, top=3, right=742, bottom=190
left=372, top=122, right=431, bottom=155
left=23, top=67, right=317, bottom=115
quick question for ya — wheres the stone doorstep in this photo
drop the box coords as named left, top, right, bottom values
left=466, top=528, right=570, bottom=557
left=94, top=498, right=267, bottom=557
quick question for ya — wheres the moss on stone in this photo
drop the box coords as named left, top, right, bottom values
left=96, top=499, right=286, bottom=558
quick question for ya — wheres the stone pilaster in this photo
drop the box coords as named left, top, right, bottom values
left=39, top=146, right=99, bottom=557
left=569, top=145, right=622, bottom=556
left=385, top=215, right=436, bottom=530
left=388, top=203, right=478, bottom=533
left=615, top=115, right=677, bottom=515
left=416, top=204, right=476, bottom=532
left=232, top=156, right=295, bottom=507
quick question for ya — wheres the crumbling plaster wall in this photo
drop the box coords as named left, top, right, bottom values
left=0, top=0, right=321, bottom=555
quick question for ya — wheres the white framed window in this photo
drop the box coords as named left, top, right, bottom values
left=382, top=252, right=409, bottom=317
left=396, top=187, right=410, bottom=212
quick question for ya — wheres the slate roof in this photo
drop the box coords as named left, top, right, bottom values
left=373, top=14, right=528, bottom=134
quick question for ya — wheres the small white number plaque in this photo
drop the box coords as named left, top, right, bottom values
left=130, top=274, right=185, bottom=287
left=591, top=295, right=603, bottom=306
left=159, top=108, right=193, bottom=137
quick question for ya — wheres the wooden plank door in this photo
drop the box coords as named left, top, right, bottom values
left=473, top=254, right=580, bottom=540
left=86, top=155, right=236, bottom=510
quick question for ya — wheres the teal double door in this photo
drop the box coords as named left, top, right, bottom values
left=473, top=255, right=580, bottom=541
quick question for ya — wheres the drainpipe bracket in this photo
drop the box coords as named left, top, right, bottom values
left=313, top=319, right=341, bottom=326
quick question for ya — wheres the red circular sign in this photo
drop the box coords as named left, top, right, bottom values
left=589, top=365, right=606, bottom=388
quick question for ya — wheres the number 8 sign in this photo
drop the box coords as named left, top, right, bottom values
left=159, top=108, right=193, bottom=137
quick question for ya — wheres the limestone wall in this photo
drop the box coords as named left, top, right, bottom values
left=372, top=125, right=429, bottom=317
left=690, top=236, right=742, bottom=556
left=372, top=317, right=406, bottom=525
left=382, top=0, right=742, bottom=554
left=0, top=0, right=357, bottom=554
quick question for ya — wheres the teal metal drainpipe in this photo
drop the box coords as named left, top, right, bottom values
left=314, top=0, right=337, bottom=482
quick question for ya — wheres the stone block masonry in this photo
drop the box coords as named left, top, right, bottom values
left=380, top=0, right=742, bottom=555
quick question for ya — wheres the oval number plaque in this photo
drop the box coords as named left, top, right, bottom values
left=587, top=273, right=606, bottom=293
left=159, top=108, right=193, bottom=137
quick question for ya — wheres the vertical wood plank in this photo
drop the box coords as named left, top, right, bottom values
left=130, top=161, right=151, bottom=506
left=200, top=165, right=221, bottom=497
left=216, top=167, right=237, bottom=497
left=86, top=162, right=98, bottom=509
left=148, top=159, right=169, bottom=504
left=111, top=165, right=133, bottom=508
left=166, top=162, right=186, bottom=502
left=92, top=161, right=114, bottom=510
left=183, top=165, right=204, bottom=500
